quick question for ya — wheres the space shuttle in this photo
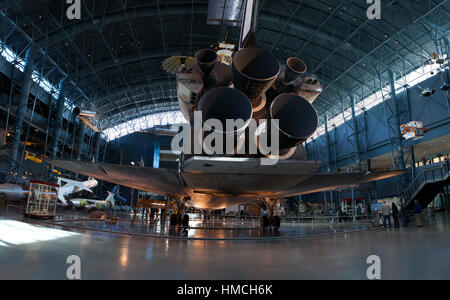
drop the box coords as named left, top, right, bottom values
left=47, top=46, right=403, bottom=210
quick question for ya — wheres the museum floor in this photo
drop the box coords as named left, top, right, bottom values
left=0, top=209, right=449, bottom=280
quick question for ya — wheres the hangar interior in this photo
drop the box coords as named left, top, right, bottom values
left=0, top=0, right=449, bottom=280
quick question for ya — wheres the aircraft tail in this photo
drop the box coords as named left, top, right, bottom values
left=106, top=186, right=118, bottom=207
left=105, top=185, right=127, bottom=209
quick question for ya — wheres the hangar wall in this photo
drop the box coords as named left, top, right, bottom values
left=306, top=71, right=449, bottom=172
left=304, top=71, right=450, bottom=204
left=0, top=53, right=107, bottom=183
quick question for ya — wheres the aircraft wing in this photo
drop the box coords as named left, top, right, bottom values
left=47, top=158, right=403, bottom=209
left=278, top=170, right=404, bottom=198
left=47, top=159, right=187, bottom=197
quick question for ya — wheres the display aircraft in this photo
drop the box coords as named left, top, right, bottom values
left=68, top=186, right=127, bottom=210
left=47, top=47, right=403, bottom=211
left=57, top=177, right=98, bottom=205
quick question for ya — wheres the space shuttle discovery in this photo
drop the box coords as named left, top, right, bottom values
left=47, top=47, right=403, bottom=210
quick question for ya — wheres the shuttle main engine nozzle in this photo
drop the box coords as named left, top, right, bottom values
left=271, top=93, right=318, bottom=149
left=232, top=48, right=280, bottom=109
left=198, top=87, right=253, bottom=155
left=257, top=94, right=318, bottom=155
left=195, top=49, right=218, bottom=77
left=284, top=57, right=307, bottom=83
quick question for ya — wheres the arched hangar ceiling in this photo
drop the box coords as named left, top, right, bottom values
left=0, top=0, right=448, bottom=129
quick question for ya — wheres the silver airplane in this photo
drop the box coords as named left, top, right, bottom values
left=0, top=183, right=29, bottom=201
left=0, top=178, right=97, bottom=204
left=47, top=48, right=403, bottom=211
left=57, top=177, right=98, bottom=205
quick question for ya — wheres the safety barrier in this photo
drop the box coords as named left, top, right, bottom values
left=403, top=160, right=449, bottom=207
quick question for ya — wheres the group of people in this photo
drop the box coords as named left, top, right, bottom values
left=380, top=199, right=424, bottom=229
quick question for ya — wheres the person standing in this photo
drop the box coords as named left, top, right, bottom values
left=0, top=194, right=7, bottom=216
left=367, top=203, right=372, bottom=219
left=414, top=199, right=424, bottom=227
left=381, top=201, right=392, bottom=229
left=399, top=202, right=409, bottom=227
left=337, top=207, right=342, bottom=223
left=392, top=202, right=400, bottom=228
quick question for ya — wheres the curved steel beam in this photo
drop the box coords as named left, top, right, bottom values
left=72, top=44, right=209, bottom=79
left=35, top=3, right=209, bottom=46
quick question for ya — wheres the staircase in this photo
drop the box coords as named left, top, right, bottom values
left=403, top=161, right=450, bottom=210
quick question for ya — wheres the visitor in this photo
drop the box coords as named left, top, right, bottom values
left=391, top=202, right=400, bottom=228
left=381, top=200, right=392, bottom=229
left=337, top=207, right=342, bottom=223
left=413, top=199, right=424, bottom=227
left=0, top=195, right=6, bottom=215
left=399, top=202, right=409, bottom=227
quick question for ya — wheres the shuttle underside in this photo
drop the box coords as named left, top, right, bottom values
left=47, top=47, right=402, bottom=209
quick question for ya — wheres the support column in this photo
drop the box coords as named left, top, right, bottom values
left=153, top=140, right=160, bottom=169
left=363, top=109, right=371, bottom=171
left=445, top=36, right=450, bottom=57
left=330, top=191, right=335, bottom=223
left=350, top=94, right=361, bottom=171
left=388, top=69, right=405, bottom=170
left=92, top=132, right=101, bottom=162
left=51, top=79, right=67, bottom=158
left=324, top=115, right=332, bottom=172
left=101, top=139, right=108, bottom=163
left=352, top=187, right=356, bottom=223
left=10, top=47, right=36, bottom=169
left=405, top=88, right=416, bottom=178
left=76, top=122, right=85, bottom=161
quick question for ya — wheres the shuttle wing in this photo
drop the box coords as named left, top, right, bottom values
left=47, top=158, right=403, bottom=209
left=278, top=171, right=404, bottom=198
left=47, top=159, right=187, bottom=197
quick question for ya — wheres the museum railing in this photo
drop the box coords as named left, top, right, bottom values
left=402, top=160, right=449, bottom=207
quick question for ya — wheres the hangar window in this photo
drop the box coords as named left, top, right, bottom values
left=104, top=111, right=186, bottom=141
left=308, top=63, right=442, bottom=143
left=0, top=40, right=76, bottom=111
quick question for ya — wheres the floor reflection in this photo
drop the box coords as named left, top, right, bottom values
left=48, top=214, right=373, bottom=240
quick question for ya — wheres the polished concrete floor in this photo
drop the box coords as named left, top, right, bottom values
left=0, top=206, right=449, bottom=279
left=48, top=215, right=373, bottom=239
